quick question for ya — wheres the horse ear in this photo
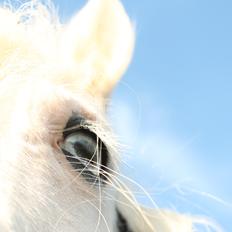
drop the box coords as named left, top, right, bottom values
left=61, top=0, right=135, bottom=97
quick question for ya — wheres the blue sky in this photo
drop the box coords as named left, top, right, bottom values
left=115, top=1, right=232, bottom=230
left=2, top=0, right=231, bottom=230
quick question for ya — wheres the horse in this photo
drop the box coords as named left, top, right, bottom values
left=0, top=0, right=221, bottom=231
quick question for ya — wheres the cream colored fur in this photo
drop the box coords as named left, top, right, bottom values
left=0, top=0, right=221, bottom=231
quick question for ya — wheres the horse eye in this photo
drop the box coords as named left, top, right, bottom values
left=61, top=129, right=108, bottom=182
left=62, top=130, right=99, bottom=172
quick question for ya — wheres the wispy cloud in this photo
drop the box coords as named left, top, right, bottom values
left=110, top=97, right=210, bottom=190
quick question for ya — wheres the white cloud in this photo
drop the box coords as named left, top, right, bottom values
left=109, top=98, right=210, bottom=190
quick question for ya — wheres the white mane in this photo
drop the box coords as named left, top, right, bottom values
left=0, top=1, right=221, bottom=231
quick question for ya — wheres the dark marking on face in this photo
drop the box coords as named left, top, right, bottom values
left=116, top=209, right=133, bottom=232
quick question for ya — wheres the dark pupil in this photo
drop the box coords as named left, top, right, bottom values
left=73, top=131, right=98, bottom=163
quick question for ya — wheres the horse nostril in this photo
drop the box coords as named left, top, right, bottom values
left=116, top=209, right=133, bottom=232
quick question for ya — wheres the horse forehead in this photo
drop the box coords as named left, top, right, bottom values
left=0, top=80, right=99, bottom=133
